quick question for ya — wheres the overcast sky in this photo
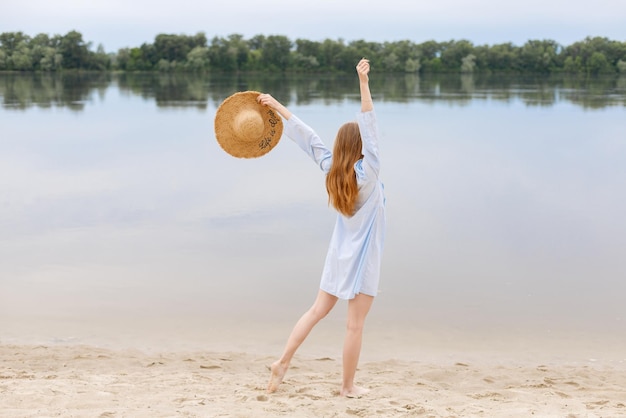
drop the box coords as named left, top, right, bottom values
left=1, top=0, right=625, bottom=52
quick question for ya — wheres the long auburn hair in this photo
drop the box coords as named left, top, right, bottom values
left=325, top=122, right=363, bottom=217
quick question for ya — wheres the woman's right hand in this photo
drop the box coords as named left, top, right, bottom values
left=257, top=93, right=292, bottom=120
left=257, top=93, right=280, bottom=109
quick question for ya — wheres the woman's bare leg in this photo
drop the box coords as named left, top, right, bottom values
left=340, top=293, right=374, bottom=398
left=267, top=290, right=338, bottom=393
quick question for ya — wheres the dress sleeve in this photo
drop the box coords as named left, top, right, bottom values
left=284, top=114, right=332, bottom=173
left=356, top=110, right=381, bottom=176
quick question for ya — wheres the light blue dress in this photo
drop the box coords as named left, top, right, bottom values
left=284, top=110, right=386, bottom=300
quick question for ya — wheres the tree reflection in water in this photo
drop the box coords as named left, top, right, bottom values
left=1, top=72, right=625, bottom=111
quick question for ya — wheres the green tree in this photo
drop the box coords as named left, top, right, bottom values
left=260, top=35, right=292, bottom=71
left=248, top=34, right=265, bottom=51
left=292, top=53, right=319, bottom=71
left=227, top=34, right=251, bottom=70
left=295, top=39, right=320, bottom=58
left=349, top=39, right=383, bottom=63
left=155, top=34, right=192, bottom=63
left=11, top=41, right=33, bottom=70
left=58, top=30, right=90, bottom=69
left=425, top=57, right=443, bottom=72
left=334, top=45, right=362, bottom=72
left=208, top=36, right=237, bottom=71
left=404, top=57, right=420, bottom=73
left=157, top=59, right=172, bottom=72
left=476, top=42, right=519, bottom=72
left=563, top=56, right=584, bottom=73
left=28, top=33, right=51, bottom=70
left=293, top=38, right=321, bottom=71
left=115, top=48, right=131, bottom=70
left=186, top=46, right=210, bottom=71
left=0, top=32, right=31, bottom=70
left=91, top=44, right=111, bottom=70
left=123, top=47, right=152, bottom=71
left=245, top=35, right=266, bottom=71
left=519, top=39, right=560, bottom=73
left=382, top=40, right=420, bottom=72
left=417, top=40, right=445, bottom=72
left=0, top=32, right=30, bottom=55
left=418, top=40, right=442, bottom=61
left=563, top=37, right=625, bottom=74
left=317, top=38, right=346, bottom=71
left=40, top=47, right=62, bottom=70
left=461, top=54, right=476, bottom=73
left=382, top=52, right=400, bottom=72
left=440, top=40, right=474, bottom=71
left=0, top=49, right=6, bottom=70
left=587, top=51, right=613, bottom=74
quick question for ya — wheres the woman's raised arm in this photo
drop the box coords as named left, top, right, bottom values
left=356, top=58, right=373, bottom=112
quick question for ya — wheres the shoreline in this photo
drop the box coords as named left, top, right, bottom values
left=3, top=310, right=626, bottom=359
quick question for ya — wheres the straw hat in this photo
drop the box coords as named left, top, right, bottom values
left=214, top=91, right=283, bottom=158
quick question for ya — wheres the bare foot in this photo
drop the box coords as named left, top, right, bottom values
left=340, top=385, right=370, bottom=398
left=267, top=361, right=287, bottom=393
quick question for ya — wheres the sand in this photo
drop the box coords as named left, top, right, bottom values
left=2, top=342, right=625, bottom=418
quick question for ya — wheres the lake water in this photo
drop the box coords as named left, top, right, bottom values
left=1, top=73, right=625, bottom=357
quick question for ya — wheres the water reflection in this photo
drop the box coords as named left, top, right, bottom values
left=2, top=73, right=626, bottom=110
left=0, top=72, right=111, bottom=111
left=1, top=71, right=625, bottom=348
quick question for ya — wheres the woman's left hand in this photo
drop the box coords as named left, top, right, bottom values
left=356, top=58, right=370, bottom=82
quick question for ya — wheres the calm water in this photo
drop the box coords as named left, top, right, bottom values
left=1, top=73, right=625, bottom=352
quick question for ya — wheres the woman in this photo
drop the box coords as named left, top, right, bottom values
left=257, top=58, right=385, bottom=398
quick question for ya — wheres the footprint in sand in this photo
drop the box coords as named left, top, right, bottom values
left=146, top=361, right=164, bottom=367
left=200, top=364, right=221, bottom=370
left=586, top=399, right=610, bottom=409
left=469, top=391, right=503, bottom=400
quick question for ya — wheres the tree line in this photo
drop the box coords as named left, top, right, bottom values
left=1, top=30, right=626, bottom=75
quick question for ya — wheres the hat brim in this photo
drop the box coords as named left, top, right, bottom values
left=214, top=91, right=283, bottom=158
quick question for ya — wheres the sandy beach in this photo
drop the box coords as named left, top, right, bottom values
left=2, top=336, right=625, bottom=418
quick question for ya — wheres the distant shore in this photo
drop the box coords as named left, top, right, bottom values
left=2, top=30, right=625, bottom=75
